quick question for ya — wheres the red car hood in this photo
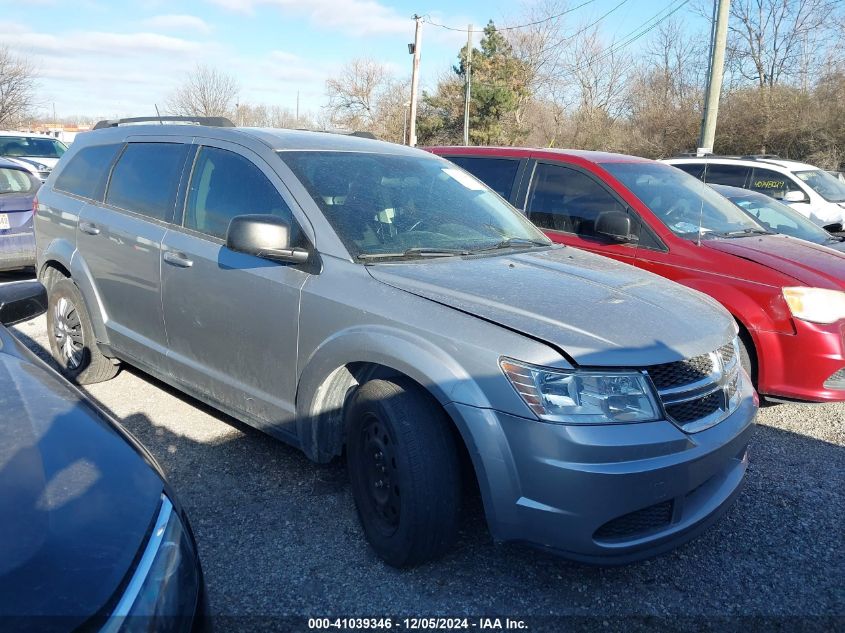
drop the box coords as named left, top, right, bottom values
left=703, top=234, right=845, bottom=289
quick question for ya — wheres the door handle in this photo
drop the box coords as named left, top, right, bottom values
left=79, top=221, right=100, bottom=236
left=163, top=251, right=194, bottom=268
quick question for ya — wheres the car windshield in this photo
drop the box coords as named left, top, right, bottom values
left=279, top=151, right=551, bottom=259
left=0, top=167, right=36, bottom=194
left=603, top=162, right=768, bottom=239
left=0, top=136, right=66, bottom=159
left=722, top=189, right=833, bottom=245
left=794, top=169, right=845, bottom=203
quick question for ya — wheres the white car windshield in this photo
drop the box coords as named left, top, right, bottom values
left=279, top=151, right=550, bottom=260
left=604, top=162, right=769, bottom=239
left=794, top=169, right=845, bottom=203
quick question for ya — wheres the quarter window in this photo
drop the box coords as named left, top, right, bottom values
left=445, top=157, right=520, bottom=200
left=106, top=143, right=188, bottom=221
left=54, top=144, right=122, bottom=201
left=185, top=146, right=297, bottom=241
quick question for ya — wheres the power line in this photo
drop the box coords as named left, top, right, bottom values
left=464, top=0, right=693, bottom=89
left=535, top=0, right=632, bottom=57
left=422, top=0, right=599, bottom=33
left=567, top=0, right=692, bottom=74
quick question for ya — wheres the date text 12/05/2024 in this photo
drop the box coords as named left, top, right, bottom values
left=308, top=618, right=529, bottom=630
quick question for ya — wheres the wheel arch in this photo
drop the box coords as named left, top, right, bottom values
left=295, top=327, right=493, bottom=464
left=40, top=240, right=110, bottom=346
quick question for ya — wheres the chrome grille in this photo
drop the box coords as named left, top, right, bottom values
left=646, top=339, right=741, bottom=433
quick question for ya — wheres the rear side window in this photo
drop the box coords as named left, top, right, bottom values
left=185, top=146, right=297, bottom=241
left=54, top=143, right=122, bottom=201
left=702, top=163, right=750, bottom=188
left=106, top=143, right=188, bottom=221
left=446, top=156, right=520, bottom=200
left=749, top=167, right=802, bottom=199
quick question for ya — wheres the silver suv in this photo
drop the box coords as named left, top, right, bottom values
left=35, top=119, right=757, bottom=566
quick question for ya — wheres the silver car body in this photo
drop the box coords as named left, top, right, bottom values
left=35, top=126, right=756, bottom=562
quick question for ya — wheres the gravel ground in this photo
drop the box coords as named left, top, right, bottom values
left=3, top=271, right=844, bottom=631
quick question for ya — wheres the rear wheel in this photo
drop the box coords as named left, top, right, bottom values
left=46, top=277, right=118, bottom=384
left=346, top=378, right=461, bottom=567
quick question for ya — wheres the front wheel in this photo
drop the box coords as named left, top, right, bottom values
left=346, top=378, right=461, bottom=567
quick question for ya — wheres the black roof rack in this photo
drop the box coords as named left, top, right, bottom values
left=671, top=153, right=784, bottom=162
left=93, top=116, right=235, bottom=130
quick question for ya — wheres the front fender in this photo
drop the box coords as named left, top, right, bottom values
left=295, top=325, right=496, bottom=462
left=673, top=276, right=794, bottom=336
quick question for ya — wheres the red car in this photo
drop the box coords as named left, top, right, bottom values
left=427, top=146, right=845, bottom=403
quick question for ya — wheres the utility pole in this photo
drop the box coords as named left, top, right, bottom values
left=408, top=15, right=423, bottom=146
left=463, top=25, right=473, bottom=146
left=698, top=0, right=730, bottom=155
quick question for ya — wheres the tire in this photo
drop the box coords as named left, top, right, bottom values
left=46, top=277, right=119, bottom=384
left=737, top=330, right=756, bottom=386
left=346, top=378, right=461, bottom=567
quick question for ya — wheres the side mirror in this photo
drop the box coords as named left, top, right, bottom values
left=595, top=210, right=636, bottom=243
left=0, top=281, right=48, bottom=326
left=782, top=190, right=809, bottom=204
left=226, top=215, right=310, bottom=264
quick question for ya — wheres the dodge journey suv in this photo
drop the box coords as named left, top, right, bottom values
left=35, top=119, right=757, bottom=566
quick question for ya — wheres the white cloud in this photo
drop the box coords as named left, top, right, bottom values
left=206, top=0, right=410, bottom=36
left=143, top=14, right=213, bottom=35
left=0, top=23, right=205, bottom=57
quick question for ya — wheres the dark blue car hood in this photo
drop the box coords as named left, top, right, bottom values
left=0, top=328, right=164, bottom=629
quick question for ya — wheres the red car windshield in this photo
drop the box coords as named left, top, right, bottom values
left=604, top=162, right=768, bottom=239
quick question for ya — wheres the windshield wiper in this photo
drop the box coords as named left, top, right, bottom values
left=714, top=228, right=773, bottom=238
left=357, top=247, right=471, bottom=262
left=469, top=237, right=551, bottom=253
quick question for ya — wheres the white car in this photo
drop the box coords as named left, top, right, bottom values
left=663, top=155, right=845, bottom=229
left=0, top=132, right=68, bottom=182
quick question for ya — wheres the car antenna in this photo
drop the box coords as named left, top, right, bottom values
left=697, top=163, right=707, bottom=246
left=154, top=104, right=164, bottom=125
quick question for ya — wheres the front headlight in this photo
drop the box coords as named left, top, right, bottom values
left=105, top=495, right=201, bottom=633
left=782, top=287, right=845, bottom=324
left=500, top=358, right=660, bottom=424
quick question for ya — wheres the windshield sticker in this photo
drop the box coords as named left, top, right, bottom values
left=442, top=168, right=487, bottom=191
left=673, top=221, right=711, bottom=234
left=754, top=180, right=786, bottom=189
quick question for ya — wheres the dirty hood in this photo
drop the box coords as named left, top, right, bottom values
left=368, top=246, right=734, bottom=366
left=703, top=234, right=845, bottom=289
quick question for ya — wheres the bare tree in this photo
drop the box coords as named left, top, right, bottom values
left=325, top=58, right=407, bottom=142
left=0, top=46, right=37, bottom=128
left=166, top=65, right=239, bottom=119
left=727, top=0, right=840, bottom=88
left=326, top=58, right=393, bottom=126
left=626, top=19, right=706, bottom=157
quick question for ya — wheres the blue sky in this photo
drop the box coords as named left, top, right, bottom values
left=0, top=0, right=707, bottom=120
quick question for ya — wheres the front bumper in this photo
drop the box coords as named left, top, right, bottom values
left=447, top=387, right=756, bottom=564
left=754, top=319, right=845, bottom=402
left=0, top=230, right=36, bottom=271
